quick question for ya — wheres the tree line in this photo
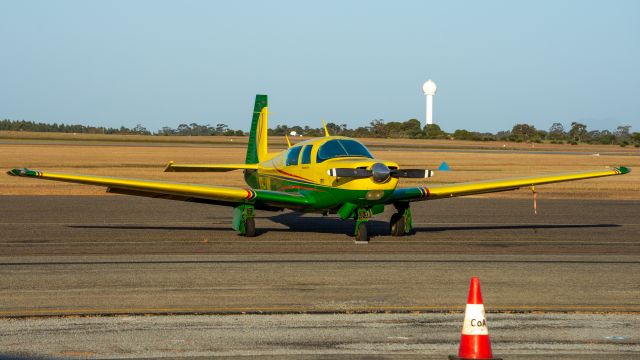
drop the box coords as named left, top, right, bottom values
left=1, top=118, right=638, bottom=146
left=496, top=122, right=638, bottom=147
left=0, top=119, right=153, bottom=135
left=271, top=120, right=639, bottom=147
left=0, top=120, right=243, bottom=136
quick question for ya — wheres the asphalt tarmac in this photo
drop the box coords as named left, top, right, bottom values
left=1, top=313, right=638, bottom=359
left=0, top=196, right=638, bottom=358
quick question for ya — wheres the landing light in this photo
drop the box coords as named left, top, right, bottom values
left=366, top=190, right=384, bottom=201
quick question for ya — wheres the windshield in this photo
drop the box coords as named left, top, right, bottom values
left=316, top=139, right=373, bottom=163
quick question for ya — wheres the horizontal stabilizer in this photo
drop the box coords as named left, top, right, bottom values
left=164, top=161, right=259, bottom=172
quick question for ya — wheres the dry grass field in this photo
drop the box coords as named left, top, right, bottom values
left=1, top=130, right=637, bottom=153
left=1, top=133, right=638, bottom=199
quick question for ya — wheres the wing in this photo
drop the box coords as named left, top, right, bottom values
left=164, top=161, right=259, bottom=172
left=6, top=168, right=309, bottom=209
left=385, top=166, right=630, bottom=203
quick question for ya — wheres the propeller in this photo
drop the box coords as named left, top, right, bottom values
left=328, top=163, right=434, bottom=183
left=327, top=168, right=372, bottom=178
left=392, top=169, right=435, bottom=178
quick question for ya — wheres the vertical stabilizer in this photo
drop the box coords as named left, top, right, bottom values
left=245, top=95, right=268, bottom=164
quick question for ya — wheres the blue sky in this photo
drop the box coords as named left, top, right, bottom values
left=1, top=0, right=638, bottom=133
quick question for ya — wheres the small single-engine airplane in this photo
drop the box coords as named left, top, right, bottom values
left=7, top=95, right=631, bottom=242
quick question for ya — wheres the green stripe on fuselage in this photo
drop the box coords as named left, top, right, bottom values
left=253, top=173, right=392, bottom=211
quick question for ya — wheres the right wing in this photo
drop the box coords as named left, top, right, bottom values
left=385, top=166, right=630, bottom=203
left=164, top=161, right=259, bottom=172
left=7, top=168, right=309, bottom=209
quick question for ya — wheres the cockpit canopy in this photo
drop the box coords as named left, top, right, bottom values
left=316, top=139, right=373, bottom=163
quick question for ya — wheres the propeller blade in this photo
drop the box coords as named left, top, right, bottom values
left=391, top=169, right=434, bottom=178
left=327, top=168, right=372, bottom=178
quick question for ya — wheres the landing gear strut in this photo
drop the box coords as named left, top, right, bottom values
left=390, top=203, right=412, bottom=237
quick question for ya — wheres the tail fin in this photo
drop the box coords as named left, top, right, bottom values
left=245, top=94, right=268, bottom=164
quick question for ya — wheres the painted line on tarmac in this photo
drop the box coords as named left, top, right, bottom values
left=1, top=259, right=639, bottom=266
left=0, top=221, right=233, bottom=225
left=2, top=304, right=639, bottom=318
left=2, top=221, right=639, bottom=226
left=415, top=222, right=640, bottom=225
left=2, top=240, right=638, bottom=246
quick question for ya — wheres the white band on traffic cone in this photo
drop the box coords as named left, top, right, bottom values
left=461, top=303, right=489, bottom=335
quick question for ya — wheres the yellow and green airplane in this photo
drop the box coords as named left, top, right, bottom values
left=6, top=95, right=631, bottom=242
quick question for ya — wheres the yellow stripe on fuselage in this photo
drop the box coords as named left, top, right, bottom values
left=258, top=158, right=398, bottom=192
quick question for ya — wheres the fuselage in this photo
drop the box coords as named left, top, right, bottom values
left=244, top=136, right=399, bottom=211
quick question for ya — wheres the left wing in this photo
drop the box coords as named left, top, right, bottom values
left=385, top=166, right=630, bottom=203
left=6, top=168, right=310, bottom=209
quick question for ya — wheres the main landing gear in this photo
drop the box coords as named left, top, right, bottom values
left=243, top=217, right=256, bottom=237
left=390, top=203, right=412, bottom=237
left=232, top=204, right=256, bottom=237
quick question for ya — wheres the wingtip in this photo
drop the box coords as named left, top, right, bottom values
left=617, top=166, right=631, bottom=174
left=163, top=161, right=174, bottom=172
left=6, top=168, right=33, bottom=177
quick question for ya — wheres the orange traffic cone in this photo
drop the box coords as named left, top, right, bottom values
left=449, top=277, right=501, bottom=360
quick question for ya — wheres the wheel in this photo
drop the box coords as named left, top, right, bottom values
left=390, top=213, right=405, bottom=237
left=243, top=217, right=256, bottom=237
left=355, top=222, right=369, bottom=243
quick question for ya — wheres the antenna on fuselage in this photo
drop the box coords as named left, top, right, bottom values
left=285, top=133, right=292, bottom=148
left=322, top=119, right=330, bottom=137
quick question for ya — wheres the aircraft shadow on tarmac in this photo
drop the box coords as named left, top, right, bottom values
left=269, top=212, right=619, bottom=237
left=414, top=223, right=619, bottom=232
left=0, top=355, right=57, bottom=360
left=68, top=211, right=619, bottom=239
left=68, top=225, right=226, bottom=231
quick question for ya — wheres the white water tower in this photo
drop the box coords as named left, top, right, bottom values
left=422, top=79, right=437, bottom=126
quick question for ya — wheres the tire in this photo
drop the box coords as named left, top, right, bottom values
left=244, top=217, right=256, bottom=237
left=390, top=213, right=405, bottom=237
left=355, top=222, right=369, bottom=242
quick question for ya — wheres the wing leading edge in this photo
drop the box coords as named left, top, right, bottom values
left=164, top=161, right=259, bottom=172
left=6, top=168, right=310, bottom=209
left=385, top=166, right=630, bottom=203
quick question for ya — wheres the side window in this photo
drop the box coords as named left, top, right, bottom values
left=286, top=146, right=302, bottom=166
left=300, top=145, right=312, bottom=165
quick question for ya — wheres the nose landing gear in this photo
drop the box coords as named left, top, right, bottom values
left=354, top=208, right=372, bottom=243
left=355, top=221, right=368, bottom=243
